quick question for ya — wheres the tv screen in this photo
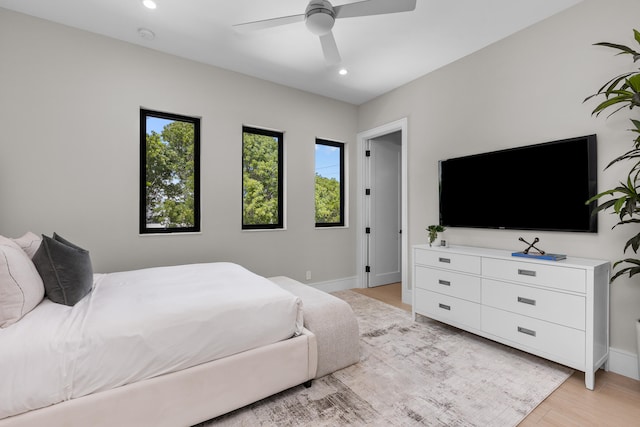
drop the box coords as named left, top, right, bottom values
left=439, top=135, right=598, bottom=233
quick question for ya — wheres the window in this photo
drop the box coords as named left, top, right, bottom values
left=315, top=139, right=345, bottom=227
left=140, top=109, right=200, bottom=234
left=242, top=126, right=284, bottom=229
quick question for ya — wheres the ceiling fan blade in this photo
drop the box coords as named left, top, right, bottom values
left=319, top=32, right=342, bottom=64
left=334, top=0, right=417, bottom=19
left=233, top=14, right=305, bottom=33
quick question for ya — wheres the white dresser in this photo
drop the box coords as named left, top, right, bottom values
left=412, top=244, right=610, bottom=390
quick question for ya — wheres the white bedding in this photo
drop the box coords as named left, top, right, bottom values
left=0, top=262, right=303, bottom=420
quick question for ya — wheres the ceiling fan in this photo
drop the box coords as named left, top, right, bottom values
left=233, top=0, right=417, bottom=65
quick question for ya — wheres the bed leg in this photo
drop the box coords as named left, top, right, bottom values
left=303, top=380, right=313, bottom=388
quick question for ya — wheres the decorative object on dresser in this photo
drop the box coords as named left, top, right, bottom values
left=518, top=236, right=546, bottom=255
left=426, top=224, right=446, bottom=247
left=412, top=244, right=610, bottom=390
left=512, top=237, right=567, bottom=261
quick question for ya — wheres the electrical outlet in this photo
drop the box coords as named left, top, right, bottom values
left=305, top=270, right=311, bottom=281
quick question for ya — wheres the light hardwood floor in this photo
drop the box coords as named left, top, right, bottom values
left=353, top=283, right=640, bottom=427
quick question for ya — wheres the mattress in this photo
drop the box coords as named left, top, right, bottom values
left=0, top=262, right=303, bottom=420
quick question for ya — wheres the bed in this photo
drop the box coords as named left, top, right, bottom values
left=0, top=233, right=325, bottom=427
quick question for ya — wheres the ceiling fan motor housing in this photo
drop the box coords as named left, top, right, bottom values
left=305, top=0, right=335, bottom=35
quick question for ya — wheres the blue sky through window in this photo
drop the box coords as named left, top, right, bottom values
left=147, top=116, right=173, bottom=136
left=315, top=144, right=340, bottom=181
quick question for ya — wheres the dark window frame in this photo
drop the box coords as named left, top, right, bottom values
left=315, top=138, right=345, bottom=227
left=242, top=126, right=284, bottom=230
left=139, top=109, right=201, bottom=234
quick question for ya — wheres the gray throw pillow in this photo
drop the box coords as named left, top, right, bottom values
left=33, top=233, right=93, bottom=306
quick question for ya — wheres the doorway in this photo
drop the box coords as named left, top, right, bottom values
left=356, top=118, right=409, bottom=304
left=367, top=131, right=401, bottom=287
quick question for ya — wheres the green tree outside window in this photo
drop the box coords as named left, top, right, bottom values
left=315, top=139, right=344, bottom=226
left=140, top=109, right=200, bottom=233
left=242, top=127, right=284, bottom=229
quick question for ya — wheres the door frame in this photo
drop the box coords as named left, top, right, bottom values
left=356, top=118, right=409, bottom=304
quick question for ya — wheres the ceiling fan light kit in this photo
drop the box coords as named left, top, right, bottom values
left=305, top=1, right=336, bottom=36
left=234, top=0, right=417, bottom=65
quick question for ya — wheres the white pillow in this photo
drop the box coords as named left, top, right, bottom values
left=0, top=236, right=45, bottom=328
left=11, top=232, right=42, bottom=259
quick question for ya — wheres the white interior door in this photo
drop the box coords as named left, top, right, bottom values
left=368, top=132, right=402, bottom=287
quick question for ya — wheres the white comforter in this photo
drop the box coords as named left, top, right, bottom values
left=0, top=262, right=303, bottom=420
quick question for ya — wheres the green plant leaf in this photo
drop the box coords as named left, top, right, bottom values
left=613, top=196, right=628, bottom=213
left=587, top=188, right=619, bottom=202
left=584, top=72, right=636, bottom=102
left=605, top=89, right=635, bottom=96
left=610, top=261, right=640, bottom=281
left=628, top=74, right=640, bottom=92
left=605, top=150, right=640, bottom=169
left=592, top=95, right=633, bottom=116
left=589, top=199, right=617, bottom=216
left=623, top=232, right=640, bottom=253
left=615, top=258, right=640, bottom=267
left=610, top=104, right=635, bottom=118
left=594, top=41, right=640, bottom=56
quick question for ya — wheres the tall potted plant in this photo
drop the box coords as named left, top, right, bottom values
left=585, top=29, right=640, bottom=372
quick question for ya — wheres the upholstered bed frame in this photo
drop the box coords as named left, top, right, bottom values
left=0, top=277, right=360, bottom=427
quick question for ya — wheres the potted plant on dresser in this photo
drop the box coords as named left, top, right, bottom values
left=585, top=29, right=640, bottom=374
left=427, top=224, right=446, bottom=247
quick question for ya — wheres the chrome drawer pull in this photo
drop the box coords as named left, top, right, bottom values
left=517, top=296, right=536, bottom=306
left=438, top=257, right=451, bottom=264
left=438, top=279, right=451, bottom=286
left=517, top=326, right=536, bottom=337
left=518, top=269, right=536, bottom=277
left=438, top=303, right=451, bottom=311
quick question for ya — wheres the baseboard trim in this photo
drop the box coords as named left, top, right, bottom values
left=309, top=276, right=358, bottom=293
left=608, top=347, right=639, bottom=380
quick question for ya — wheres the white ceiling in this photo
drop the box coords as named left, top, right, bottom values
left=0, top=0, right=582, bottom=105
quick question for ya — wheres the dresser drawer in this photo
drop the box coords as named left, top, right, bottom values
left=415, top=288, right=481, bottom=327
left=482, top=306, right=585, bottom=369
left=482, top=279, right=585, bottom=330
left=415, top=266, right=481, bottom=303
left=482, top=258, right=586, bottom=293
left=414, top=249, right=481, bottom=274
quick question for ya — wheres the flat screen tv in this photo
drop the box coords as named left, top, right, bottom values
left=438, top=135, right=598, bottom=233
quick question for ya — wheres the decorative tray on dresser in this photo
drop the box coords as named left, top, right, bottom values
left=412, top=244, right=610, bottom=390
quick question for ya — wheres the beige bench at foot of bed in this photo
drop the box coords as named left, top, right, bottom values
left=269, top=276, right=360, bottom=378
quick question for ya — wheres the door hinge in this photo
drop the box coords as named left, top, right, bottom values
left=365, top=265, right=371, bottom=273
left=365, top=227, right=371, bottom=234
left=365, top=188, right=371, bottom=195
left=365, top=150, right=371, bottom=157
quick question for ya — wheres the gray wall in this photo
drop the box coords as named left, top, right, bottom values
left=0, top=9, right=358, bottom=284
left=358, top=0, right=640, bottom=356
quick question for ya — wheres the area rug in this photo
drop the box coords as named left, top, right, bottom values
left=203, top=290, right=572, bottom=426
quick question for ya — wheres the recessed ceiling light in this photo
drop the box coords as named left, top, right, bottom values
left=142, top=0, right=157, bottom=10
left=138, top=28, right=155, bottom=40
left=338, top=68, right=348, bottom=76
